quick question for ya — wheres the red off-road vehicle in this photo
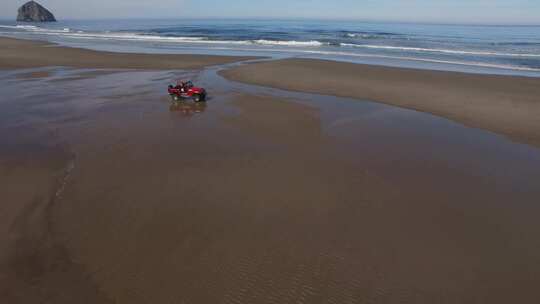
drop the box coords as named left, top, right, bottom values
left=168, top=81, right=207, bottom=102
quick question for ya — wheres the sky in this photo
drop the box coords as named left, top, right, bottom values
left=2, top=0, right=539, bottom=25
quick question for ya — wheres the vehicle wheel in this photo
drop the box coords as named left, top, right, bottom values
left=193, top=94, right=201, bottom=102
left=173, top=95, right=180, bottom=101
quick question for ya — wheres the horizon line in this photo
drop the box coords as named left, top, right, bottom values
left=1, top=16, right=539, bottom=27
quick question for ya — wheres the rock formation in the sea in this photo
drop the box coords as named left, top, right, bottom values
left=17, top=1, right=57, bottom=22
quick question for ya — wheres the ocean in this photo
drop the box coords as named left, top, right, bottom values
left=1, top=19, right=540, bottom=76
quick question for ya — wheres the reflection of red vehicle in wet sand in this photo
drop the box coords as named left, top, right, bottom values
left=168, top=80, right=207, bottom=102
left=169, top=101, right=207, bottom=116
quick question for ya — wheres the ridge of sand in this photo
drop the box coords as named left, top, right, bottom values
left=221, top=58, right=540, bottom=147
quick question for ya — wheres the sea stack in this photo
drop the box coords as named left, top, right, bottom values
left=17, top=1, right=56, bottom=22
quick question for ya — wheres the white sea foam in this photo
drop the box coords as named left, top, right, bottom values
left=50, top=31, right=323, bottom=47
left=340, top=43, right=540, bottom=58
left=296, top=49, right=540, bottom=72
left=344, top=33, right=377, bottom=39
left=0, top=25, right=71, bottom=33
left=252, top=39, right=325, bottom=46
left=1, top=25, right=327, bottom=47
left=5, top=26, right=246, bottom=44
left=144, top=43, right=540, bottom=72
left=0, top=25, right=40, bottom=30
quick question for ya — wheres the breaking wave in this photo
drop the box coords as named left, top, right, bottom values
left=0, top=25, right=327, bottom=47
left=1, top=22, right=539, bottom=73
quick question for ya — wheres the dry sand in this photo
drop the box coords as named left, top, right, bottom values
left=0, top=37, right=256, bottom=70
left=221, top=58, right=540, bottom=147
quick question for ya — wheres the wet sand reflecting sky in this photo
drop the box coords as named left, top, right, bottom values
left=2, top=66, right=540, bottom=303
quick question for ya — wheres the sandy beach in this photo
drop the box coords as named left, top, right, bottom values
left=221, top=58, right=540, bottom=147
left=2, top=37, right=540, bottom=303
left=0, top=37, right=256, bottom=69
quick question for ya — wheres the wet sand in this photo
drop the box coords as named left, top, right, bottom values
left=0, top=37, right=256, bottom=70
left=2, top=44, right=540, bottom=303
left=221, top=58, right=540, bottom=147
left=0, top=125, right=112, bottom=303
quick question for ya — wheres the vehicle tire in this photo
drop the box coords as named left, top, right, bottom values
left=172, top=95, right=179, bottom=101
left=193, top=94, right=201, bottom=102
